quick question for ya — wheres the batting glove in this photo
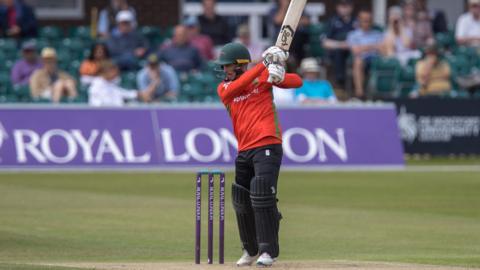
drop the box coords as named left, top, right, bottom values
left=262, top=46, right=289, bottom=67
left=267, top=64, right=285, bottom=84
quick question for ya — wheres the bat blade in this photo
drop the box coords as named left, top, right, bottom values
left=275, top=0, right=307, bottom=51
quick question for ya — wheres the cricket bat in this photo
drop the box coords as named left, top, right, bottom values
left=268, top=0, right=307, bottom=82
left=275, top=0, right=307, bottom=51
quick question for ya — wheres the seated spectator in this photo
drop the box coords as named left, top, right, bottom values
left=137, top=54, right=179, bottom=102
left=30, top=48, right=78, bottom=103
left=234, top=24, right=264, bottom=65
left=382, top=6, right=421, bottom=66
left=97, top=0, right=137, bottom=39
left=184, top=16, right=214, bottom=61
left=0, top=0, right=37, bottom=39
left=198, top=0, right=230, bottom=45
left=296, top=58, right=336, bottom=104
left=413, top=10, right=434, bottom=49
left=11, top=41, right=42, bottom=86
left=89, top=60, right=155, bottom=106
left=456, top=0, right=480, bottom=47
left=79, top=43, right=111, bottom=85
left=106, top=10, right=147, bottom=71
left=402, top=0, right=433, bottom=48
left=159, top=25, right=203, bottom=73
left=323, top=0, right=355, bottom=88
left=414, top=44, right=451, bottom=96
left=347, top=9, right=384, bottom=98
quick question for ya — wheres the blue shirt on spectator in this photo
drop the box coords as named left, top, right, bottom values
left=347, top=29, right=383, bottom=59
left=136, top=64, right=179, bottom=99
left=295, top=80, right=336, bottom=103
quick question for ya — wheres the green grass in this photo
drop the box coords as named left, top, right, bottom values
left=0, top=263, right=88, bottom=270
left=0, top=171, right=479, bottom=268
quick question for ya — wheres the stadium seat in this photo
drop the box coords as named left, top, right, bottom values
left=12, top=84, right=31, bottom=102
left=435, top=32, right=456, bottom=50
left=70, top=26, right=91, bottom=40
left=162, top=26, right=174, bottom=39
left=368, top=57, right=401, bottom=97
left=39, top=26, right=63, bottom=40
left=61, top=38, right=86, bottom=59
left=398, top=66, right=416, bottom=97
left=0, top=39, right=17, bottom=58
left=308, top=23, right=326, bottom=36
left=121, top=72, right=138, bottom=89
left=0, top=71, right=12, bottom=96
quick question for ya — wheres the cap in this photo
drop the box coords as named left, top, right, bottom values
left=21, top=41, right=36, bottom=51
left=300, top=58, right=320, bottom=73
left=470, top=0, right=480, bottom=5
left=41, top=47, right=57, bottom=59
left=147, top=53, right=159, bottom=65
left=116, top=10, right=134, bottom=23
left=184, top=16, right=199, bottom=27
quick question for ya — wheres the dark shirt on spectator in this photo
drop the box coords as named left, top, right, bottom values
left=106, top=31, right=147, bottom=70
left=0, top=0, right=38, bottom=38
left=159, top=43, right=203, bottom=73
left=198, top=14, right=230, bottom=45
left=326, top=15, right=355, bottom=41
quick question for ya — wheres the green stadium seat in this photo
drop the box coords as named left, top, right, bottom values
left=0, top=39, right=17, bottom=58
left=368, top=57, right=401, bottom=97
left=308, top=42, right=324, bottom=58
left=308, top=23, right=326, bottom=36
left=70, top=26, right=92, bottom=40
left=141, top=26, right=161, bottom=40
left=121, top=72, right=137, bottom=89
left=398, top=66, right=416, bottom=97
left=61, top=38, right=86, bottom=59
left=39, top=26, right=63, bottom=40
left=0, top=71, right=12, bottom=95
left=162, top=26, right=174, bottom=39
left=12, top=84, right=31, bottom=101
left=435, top=32, right=456, bottom=50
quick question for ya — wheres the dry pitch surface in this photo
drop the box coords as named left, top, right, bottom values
left=42, top=261, right=479, bottom=270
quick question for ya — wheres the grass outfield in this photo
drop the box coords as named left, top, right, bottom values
left=0, top=171, right=479, bottom=269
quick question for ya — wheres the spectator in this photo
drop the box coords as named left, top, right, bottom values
left=382, top=6, right=421, bottom=66
left=0, top=0, right=37, bottom=39
left=137, top=54, right=179, bottom=102
left=269, top=0, right=309, bottom=66
left=347, top=9, right=384, bottom=98
left=106, top=10, right=147, bottom=71
left=30, top=48, right=77, bottom=103
left=97, top=0, right=136, bottom=38
left=159, top=25, right=203, bottom=73
left=198, top=0, right=230, bottom=45
left=402, top=0, right=416, bottom=33
left=414, top=44, right=451, bottom=96
left=413, top=10, right=434, bottom=49
left=234, top=24, right=264, bottom=65
left=184, top=16, right=214, bottom=61
left=323, top=0, right=355, bottom=88
left=11, top=41, right=42, bottom=86
left=79, top=43, right=111, bottom=85
left=89, top=60, right=155, bottom=106
left=296, top=58, right=336, bottom=104
left=456, top=0, right=480, bottom=47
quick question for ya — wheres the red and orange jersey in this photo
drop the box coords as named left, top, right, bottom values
left=217, top=63, right=303, bottom=152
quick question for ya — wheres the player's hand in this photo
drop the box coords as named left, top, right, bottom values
left=262, top=46, right=289, bottom=66
left=267, top=64, right=285, bottom=84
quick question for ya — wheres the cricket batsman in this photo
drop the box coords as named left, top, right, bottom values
left=215, top=43, right=302, bottom=267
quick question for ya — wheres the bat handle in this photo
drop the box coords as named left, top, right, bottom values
left=267, top=75, right=274, bottom=84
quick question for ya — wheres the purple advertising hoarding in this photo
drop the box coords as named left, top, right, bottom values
left=0, top=105, right=404, bottom=170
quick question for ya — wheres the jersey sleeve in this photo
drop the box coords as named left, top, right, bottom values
left=217, top=62, right=266, bottom=104
left=275, top=73, right=303, bottom=89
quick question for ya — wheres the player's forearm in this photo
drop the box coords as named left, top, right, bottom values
left=276, top=73, right=303, bottom=88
